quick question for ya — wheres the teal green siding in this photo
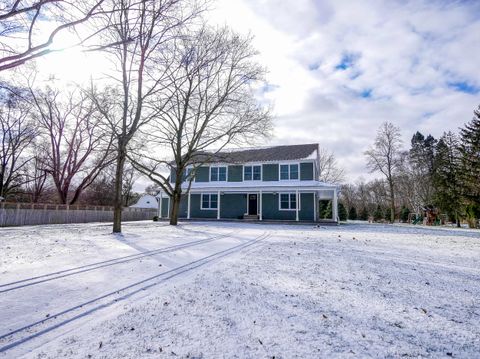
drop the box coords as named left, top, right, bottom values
left=160, top=197, right=170, bottom=217
left=178, top=195, right=188, bottom=218
left=228, top=165, right=243, bottom=182
left=299, top=193, right=314, bottom=221
left=195, top=167, right=209, bottom=182
left=163, top=192, right=315, bottom=221
left=262, top=164, right=279, bottom=181
left=300, top=162, right=314, bottom=181
left=170, top=168, right=176, bottom=183
left=220, top=193, right=247, bottom=219
left=169, top=168, right=187, bottom=183
left=261, top=193, right=295, bottom=220
left=261, top=193, right=314, bottom=221
left=190, top=194, right=217, bottom=218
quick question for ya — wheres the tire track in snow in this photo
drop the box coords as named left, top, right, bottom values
left=0, top=231, right=237, bottom=293
left=0, top=231, right=270, bottom=354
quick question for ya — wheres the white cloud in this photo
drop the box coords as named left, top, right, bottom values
left=209, top=0, right=480, bottom=181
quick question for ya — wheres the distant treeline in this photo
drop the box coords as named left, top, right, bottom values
left=340, top=105, right=480, bottom=228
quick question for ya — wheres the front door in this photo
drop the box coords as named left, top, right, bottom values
left=248, top=194, right=258, bottom=215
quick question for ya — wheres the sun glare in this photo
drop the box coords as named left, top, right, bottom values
left=36, top=29, right=111, bottom=85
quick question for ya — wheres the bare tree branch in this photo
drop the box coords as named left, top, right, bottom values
left=128, top=25, right=272, bottom=225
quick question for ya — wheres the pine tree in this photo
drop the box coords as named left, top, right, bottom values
left=400, top=206, right=410, bottom=222
left=373, top=205, right=383, bottom=222
left=338, top=203, right=348, bottom=221
left=359, top=207, right=369, bottom=221
left=433, top=132, right=463, bottom=226
left=459, top=105, right=480, bottom=211
left=384, top=207, right=393, bottom=221
left=409, top=131, right=437, bottom=208
left=348, top=206, right=358, bottom=220
left=319, top=200, right=329, bottom=219
left=322, top=200, right=333, bottom=219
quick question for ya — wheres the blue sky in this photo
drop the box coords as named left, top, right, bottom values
left=211, top=0, right=480, bottom=181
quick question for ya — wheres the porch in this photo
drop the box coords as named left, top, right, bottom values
left=157, top=182, right=339, bottom=223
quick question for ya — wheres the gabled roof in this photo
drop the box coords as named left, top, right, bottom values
left=192, top=143, right=319, bottom=164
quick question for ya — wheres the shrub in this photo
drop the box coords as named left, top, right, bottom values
left=400, top=206, right=410, bottom=223
left=338, top=203, right=348, bottom=221
left=348, top=206, right=358, bottom=220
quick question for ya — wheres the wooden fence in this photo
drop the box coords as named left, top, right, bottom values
left=0, top=202, right=157, bottom=227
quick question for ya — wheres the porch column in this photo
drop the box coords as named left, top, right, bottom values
left=259, top=190, right=263, bottom=221
left=187, top=191, right=191, bottom=219
left=217, top=191, right=221, bottom=220
left=295, top=189, right=299, bottom=222
left=332, top=188, right=338, bottom=222
left=313, top=192, right=317, bottom=222
left=159, top=192, right=163, bottom=218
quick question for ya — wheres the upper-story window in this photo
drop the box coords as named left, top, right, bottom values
left=280, top=164, right=299, bottom=180
left=185, top=167, right=195, bottom=182
left=210, top=166, right=227, bottom=181
left=244, top=165, right=261, bottom=181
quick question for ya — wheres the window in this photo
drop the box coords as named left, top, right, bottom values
left=280, top=164, right=299, bottom=180
left=244, top=165, right=261, bottom=181
left=201, top=194, right=218, bottom=210
left=185, top=167, right=195, bottom=182
left=210, top=166, right=227, bottom=181
left=279, top=193, right=297, bottom=210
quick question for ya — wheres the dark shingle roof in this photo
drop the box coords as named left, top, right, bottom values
left=192, top=143, right=318, bottom=164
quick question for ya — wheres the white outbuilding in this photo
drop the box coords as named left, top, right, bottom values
left=130, top=194, right=158, bottom=209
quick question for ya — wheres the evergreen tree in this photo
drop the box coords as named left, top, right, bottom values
left=409, top=131, right=437, bottom=208
left=359, top=207, right=369, bottom=220
left=400, top=206, right=410, bottom=222
left=459, top=105, right=480, bottom=212
left=319, top=200, right=329, bottom=219
left=433, top=132, right=463, bottom=226
left=338, top=203, right=348, bottom=221
left=384, top=207, right=393, bottom=221
left=322, top=200, right=333, bottom=219
left=348, top=206, right=358, bottom=220
left=373, top=205, right=383, bottom=222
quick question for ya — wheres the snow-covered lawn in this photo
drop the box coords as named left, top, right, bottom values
left=1, top=221, right=479, bottom=358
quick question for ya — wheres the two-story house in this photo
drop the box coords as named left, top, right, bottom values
left=157, top=143, right=339, bottom=222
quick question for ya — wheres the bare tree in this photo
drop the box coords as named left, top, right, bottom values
left=318, top=147, right=345, bottom=184
left=0, top=88, right=36, bottom=198
left=129, top=26, right=271, bottom=225
left=364, top=122, right=403, bottom=223
left=23, top=148, right=49, bottom=202
left=30, top=86, right=114, bottom=204
left=122, top=163, right=139, bottom=206
left=90, top=0, right=205, bottom=232
left=0, top=0, right=110, bottom=71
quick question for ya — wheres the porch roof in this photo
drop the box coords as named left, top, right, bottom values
left=179, top=180, right=338, bottom=193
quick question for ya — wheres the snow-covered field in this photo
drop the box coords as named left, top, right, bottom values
left=1, top=221, right=479, bottom=358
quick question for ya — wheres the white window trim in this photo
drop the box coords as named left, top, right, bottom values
left=201, top=193, right=218, bottom=210
left=279, top=163, right=300, bottom=181
left=243, top=164, right=262, bottom=182
left=278, top=192, right=301, bottom=211
left=209, top=166, right=228, bottom=182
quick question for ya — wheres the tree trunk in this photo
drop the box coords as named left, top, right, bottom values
left=57, top=189, right=67, bottom=205
left=456, top=211, right=461, bottom=228
left=169, top=168, right=185, bottom=226
left=113, top=148, right=126, bottom=233
left=170, top=191, right=181, bottom=225
left=389, top=181, right=395, bottom=223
